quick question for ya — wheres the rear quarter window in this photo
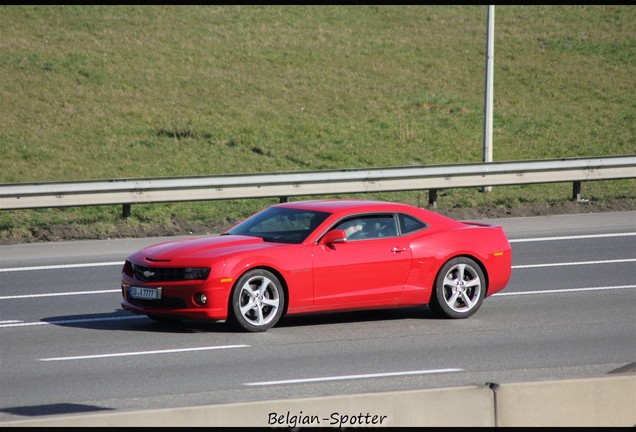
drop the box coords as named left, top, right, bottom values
left=398, top=213, right=428, bottom=234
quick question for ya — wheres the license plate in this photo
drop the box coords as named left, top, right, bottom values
left=130, top=286, right=162, bottom=300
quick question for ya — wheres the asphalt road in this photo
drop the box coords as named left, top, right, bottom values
left=0, top=211, right=635, bottom=423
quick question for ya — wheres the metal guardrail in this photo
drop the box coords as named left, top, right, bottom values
left=1, top=155, right=634, bottom=217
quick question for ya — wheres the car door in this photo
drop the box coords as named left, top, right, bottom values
left=311, top=213, right=412, bottom=307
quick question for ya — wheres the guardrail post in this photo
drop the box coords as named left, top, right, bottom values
left=122, top=204, right=131, bottom=219
left=428, top=189, right=438, bottom=208
left=279, top=196, right=288, bottom=203
left=572, top=181, right=581, bottom=202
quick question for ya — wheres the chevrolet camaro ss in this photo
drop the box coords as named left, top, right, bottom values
left=120, top=199, right=512, bottom=332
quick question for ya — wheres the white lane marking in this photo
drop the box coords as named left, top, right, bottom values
left=0, top=262, right=123, bottom=272
left=244, top=368, right=463, bottom=386
left=512, top=258, right=636, bottom=269
left=509, top=232, right=636, bottom=243
left=40, top=344, right=250, bottom=361
left=493, top=285, right=636, bottom=296
left=0, top=289, right=119, bottom=300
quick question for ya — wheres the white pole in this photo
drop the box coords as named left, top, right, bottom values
left=483, top=5, right=495, bottom=192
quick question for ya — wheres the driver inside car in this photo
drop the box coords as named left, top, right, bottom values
left=339, top=220, right=364, bottom=239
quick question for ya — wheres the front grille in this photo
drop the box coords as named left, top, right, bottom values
left=129, top=264, right=207, bottom=282
left=133, top=265, right=183, bottom=282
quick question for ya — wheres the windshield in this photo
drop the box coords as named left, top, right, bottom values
left=226, top=207, right=331, bottom=244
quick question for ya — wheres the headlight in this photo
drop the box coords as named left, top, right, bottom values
left=183, top=267, right=211, bottom=280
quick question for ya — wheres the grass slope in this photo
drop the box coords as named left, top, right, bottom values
left=1, top=6, right=634, bottom=243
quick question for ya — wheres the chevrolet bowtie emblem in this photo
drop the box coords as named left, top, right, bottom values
left=143, top=270, right=155, bottom=278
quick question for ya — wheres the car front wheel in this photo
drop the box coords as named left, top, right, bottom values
left=430, top=257, right=485, bottom=319
left=230, top=269, right=285, bottom=332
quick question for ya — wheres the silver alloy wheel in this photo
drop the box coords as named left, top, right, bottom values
left=238, top=274, right=281, bottom=327
left=441, top=262, right=482, bottom=313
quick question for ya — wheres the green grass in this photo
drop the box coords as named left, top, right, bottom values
left=1, top=5, right=635, bottom=242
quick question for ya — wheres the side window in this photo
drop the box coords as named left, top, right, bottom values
left=333, top=214, right=398, bottom=240
left=398, top=213, right=428, bottom=234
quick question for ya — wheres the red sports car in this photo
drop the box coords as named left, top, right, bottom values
left=121, top=199, right=512, bottom=332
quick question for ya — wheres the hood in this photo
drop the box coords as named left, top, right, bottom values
left=137, top=235, right=266, bottom=262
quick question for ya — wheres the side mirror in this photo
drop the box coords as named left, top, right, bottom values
left=320, top=229, right=347, bottom=246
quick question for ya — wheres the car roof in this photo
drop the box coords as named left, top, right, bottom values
left=275, top=199, right=451, bottom=223
left=276, top=199, right=401, bottom=212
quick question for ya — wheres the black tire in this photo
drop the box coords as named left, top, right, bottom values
left=429, top=257, right=485, bottom=319
left=229, top=269, right=285, bottom=332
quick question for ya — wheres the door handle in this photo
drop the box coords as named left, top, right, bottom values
left=391, top=247, right=406, bottom=253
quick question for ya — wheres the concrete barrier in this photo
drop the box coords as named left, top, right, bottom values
left=494, top=374, right=636, bottom=427
left=1, top=374, right=634, bottom=427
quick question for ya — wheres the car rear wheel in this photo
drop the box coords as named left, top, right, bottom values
left=430, top=257, right=485, bottom=319
left=230, top=269, right=285, bottom=332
